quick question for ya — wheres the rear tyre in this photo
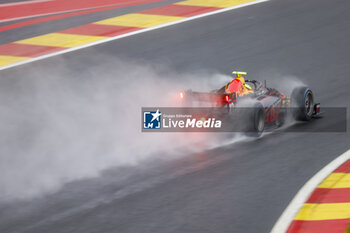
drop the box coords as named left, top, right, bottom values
left=275, top=111, right=285, bottom=128
left=291, top=86, right=314, bottom=121
left=245, top=102, right=265, bottom=137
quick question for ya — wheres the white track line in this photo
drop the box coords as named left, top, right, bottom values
left=270, top=149, right=350, bottom=233
left=0, top=0, right=270, bottom=71
left=0, top=0, right=52, bottom=8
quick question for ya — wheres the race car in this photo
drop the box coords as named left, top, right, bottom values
left=179, top=71, right=320, bottom=135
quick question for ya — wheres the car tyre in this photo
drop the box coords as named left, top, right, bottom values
left=291, top=86, right=314, bottom=121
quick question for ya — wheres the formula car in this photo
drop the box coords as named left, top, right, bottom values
left=179, top=71, right=320, bottom=135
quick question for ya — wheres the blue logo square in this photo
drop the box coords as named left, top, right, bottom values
left=143, top=110, right=161, bottom=129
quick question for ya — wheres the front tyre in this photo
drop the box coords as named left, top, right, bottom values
left=291, top=86, right=314, bottom=121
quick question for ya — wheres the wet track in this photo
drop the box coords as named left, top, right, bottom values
left=1, top=0, right=350, bottom=232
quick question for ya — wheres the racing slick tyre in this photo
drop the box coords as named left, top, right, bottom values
left=291, top=86, right=314, bottom=121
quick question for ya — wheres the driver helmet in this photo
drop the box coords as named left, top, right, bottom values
left=236, top=76, right=252, bottom=90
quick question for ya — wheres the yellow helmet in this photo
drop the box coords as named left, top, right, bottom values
left=232, top=71, right=247, bottom=85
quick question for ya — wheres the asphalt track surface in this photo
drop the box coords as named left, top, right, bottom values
left=0, top=0, right=350, bottom=232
